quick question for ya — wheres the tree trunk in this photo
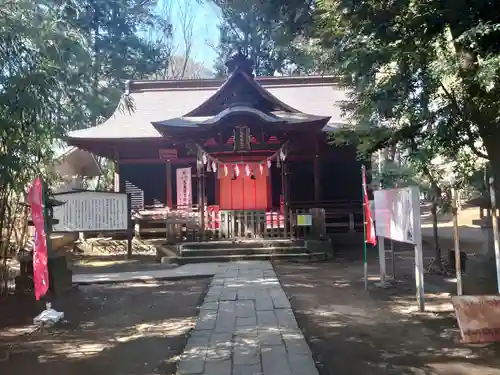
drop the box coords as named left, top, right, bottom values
left=482, top=133, right=500, bottom=196
left=430, top=199, right=442, bottom=270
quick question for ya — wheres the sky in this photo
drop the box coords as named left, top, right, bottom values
left=158, top=0, right=221, bottom=69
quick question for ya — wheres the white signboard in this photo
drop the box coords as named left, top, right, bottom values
left=176, top=167, right=192, bottom=209
left=52, top=191, right=129, bottom=232
left=373, top=186, right=425, bottom=312
left=374, top=186, right=420, bottom=244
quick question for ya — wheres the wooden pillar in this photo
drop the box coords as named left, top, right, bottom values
left=113, top=162, right=120, bottom=192
left=282, top=161, right=289, bottom=237
left=214, top=169, right=219, bottom=205
left=166, top=161, right=173, bottom=208
left=113, top=148, right=120, bottom=193
left=314, top=137, right=321, bottom=205
left=197, top=159, right=205, bottom=239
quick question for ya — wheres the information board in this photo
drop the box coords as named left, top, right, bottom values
left=52, top=191, right=129, bottom=232
left=373, top=186, right=420, bottom=245
left=452, top=295, right=500, bottom=343
left=373, top=186, right=425, bottom=312
left=297, top=214, right=312, bottom=226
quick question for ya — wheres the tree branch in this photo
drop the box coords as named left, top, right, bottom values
left=439, top=82, right=488, bottom=159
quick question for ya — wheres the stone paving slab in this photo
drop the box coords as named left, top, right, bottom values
left=176, top=261, right=319, bottom=375
left=72, top=263, right=224, bottom=284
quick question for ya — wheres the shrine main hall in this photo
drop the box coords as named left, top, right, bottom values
left=65, top=54, right=365, bottom=235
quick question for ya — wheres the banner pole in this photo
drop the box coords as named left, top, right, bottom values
left=362, top=166, right=368, bottom=291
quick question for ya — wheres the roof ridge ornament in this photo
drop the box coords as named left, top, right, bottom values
left=225, top=51, right=254, bottom=78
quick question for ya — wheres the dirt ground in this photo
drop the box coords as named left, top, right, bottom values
left=0, top=278, right=210, bottom=375
left=274, top=259, right=500, bottom=375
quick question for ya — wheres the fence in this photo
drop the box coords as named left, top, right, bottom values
left=291, top=200, right=363, bottom=233
left=164, top=207, right=326, bottom=243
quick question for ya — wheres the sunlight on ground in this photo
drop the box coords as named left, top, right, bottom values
left=0, top=326, right=37, bottom=339
left=115, top=317, right=194, bottom=343
left=36, top=317, right=195, bottom=362
left=307, top=306, right=374, bottom=325
left=76, top=259, right=137, bottom=267
left=429, top=362, right=500, bottom=375
left=420, top=206, right=480, bottom=228
left=389, top=293, right=454, bottom=315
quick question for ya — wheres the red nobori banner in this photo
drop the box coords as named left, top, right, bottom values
left=452, top=295, right=500, bottom=343
left=27, top=177, right=49, bottom=300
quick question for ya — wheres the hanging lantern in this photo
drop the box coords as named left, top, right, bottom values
left=259, top=164, right=264, bottom=175
left=267, top=159, right=272, bottom=169
left=211, top=161, right=217, bottom=172
left=207, top=162, right=212, bottom=172
left=224, top=164, right=228, bottom=176
left=202, top=153, right=208, bottom=165
left=234, top=164, right=240, bottom=177
left=244, top=164, right=250, bottom=177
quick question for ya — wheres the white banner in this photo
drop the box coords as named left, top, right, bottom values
left=176, top=167, right=192, bottom=209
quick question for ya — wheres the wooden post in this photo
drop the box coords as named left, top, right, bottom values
left=489, top=177, right=500, bottom=293
left=197, top=158, right=205, bottom=240
left=451, top=187, right=463, bottom=295
left=282, top=161, right=289, bottom=238
left=113, top=148, right=120, bottom=193
left=166, top=161, right=172, bottom=208
left=113, top=162, right=120, bottom=192
left=127, top=194, right=133, bottom=259
left=314, top=138, right=321, bottom=204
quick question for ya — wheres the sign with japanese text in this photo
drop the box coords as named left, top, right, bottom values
left=452, top=295, right=500, bottom=343
left=176, top=167, right=192, bottom=209
left=52, top=191, right=128, bottom=232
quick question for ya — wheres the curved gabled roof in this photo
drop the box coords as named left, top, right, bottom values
left=184, top=67, right=299, bottom=116
left=66, top=75, right=350, bottom=144
left=151, top=106, right=330, bottom=135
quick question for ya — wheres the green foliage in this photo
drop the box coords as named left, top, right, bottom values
left=0, top=0, right=173, bottom=289
left=210, top=0, right=316, bottom=76
left=60, top=0, right=172, bottom=122
left=315, top=0, right=500, bottom=183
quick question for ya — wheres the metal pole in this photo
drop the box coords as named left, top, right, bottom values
left=390, top=239, right=396, bottom=279
left=361, top=165, right=368, bottom=291
left=488, top=177, right=500, bottom=293
left=378, top=150, right=383, bottom=188
left=451, top=187, right=462, bottom=295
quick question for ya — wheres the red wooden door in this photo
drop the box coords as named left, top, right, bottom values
left=219, top=163, right=268, bottom=210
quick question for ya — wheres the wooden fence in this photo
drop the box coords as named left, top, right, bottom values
left=164, top=207, right=326, bottom=243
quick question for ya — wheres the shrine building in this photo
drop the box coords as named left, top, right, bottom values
left=65, top=53, right=365, bottom=237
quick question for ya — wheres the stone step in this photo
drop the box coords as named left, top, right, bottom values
left=165, top=252, right=328, bottom=265
left=178, top=239, right=304, bottom=251
left=180, top=246, right=309, bottom=257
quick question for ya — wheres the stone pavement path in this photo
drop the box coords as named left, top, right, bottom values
left=72, top=263, right=224, bottom=284
left=177, top=261, right=319, bottom=375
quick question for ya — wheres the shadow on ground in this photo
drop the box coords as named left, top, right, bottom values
left=274, top=259, right=500, bottom=375
left=0, top=278, right=210, bottom=375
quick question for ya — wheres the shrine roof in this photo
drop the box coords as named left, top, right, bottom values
left=151, top=106, right=330, bottom=130
left=66, top=75, right=350, bottom=142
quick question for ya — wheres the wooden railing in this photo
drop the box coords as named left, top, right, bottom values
left=163, top=208, right=326, bottom=243
left=291, top=200, right=363, bottom=233
left=134, top=200, right=361, bottom=239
